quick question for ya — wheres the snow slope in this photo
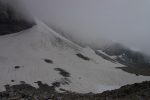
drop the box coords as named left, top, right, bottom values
left=0, top=20, right=150, bottom=93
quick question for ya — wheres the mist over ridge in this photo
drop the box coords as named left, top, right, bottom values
left=3, top=0, right=150, bottom=55
left=19, top=0, right=150, bottom=55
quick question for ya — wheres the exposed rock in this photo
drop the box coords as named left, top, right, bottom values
left=1, top=81, right=150, bottom=100
left=0, top=1, right=34, bottom=36
left=54, top=68, right=70, bottom=77
left=117, top=66, right=150, bottom=76
left=76, top=53, right=90, bottom=61
left=44, top=59, right=53, bottom=64
left=14, top=66, right=21, bottom=70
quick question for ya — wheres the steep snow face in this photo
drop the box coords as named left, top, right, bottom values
left=0, top=20, right=150, bottom=93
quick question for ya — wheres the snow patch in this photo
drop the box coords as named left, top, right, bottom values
left=0, top=19, right=149, bottom=93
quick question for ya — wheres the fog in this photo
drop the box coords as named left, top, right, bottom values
left=0, top=0, right=32, bottom=20
left=17, top=0, right=150, bottom=54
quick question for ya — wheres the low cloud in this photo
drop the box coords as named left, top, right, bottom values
left=14, top=0, right=150, bottom=54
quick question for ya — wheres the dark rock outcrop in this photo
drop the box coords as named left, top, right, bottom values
left=76, top=53, right=90, bottom=61
left=0, top=1, right=34, bottom=35
left=1, top=81, right=150, bottom=100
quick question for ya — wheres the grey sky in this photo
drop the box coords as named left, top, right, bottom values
left=20, top=0, right=150, bottom=54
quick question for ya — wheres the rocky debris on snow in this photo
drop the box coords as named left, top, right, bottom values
left=117, top=66, right=150, bottom=76
left=54, top=68, right=70, bottom=77
left=14, top=66, right=21, bottom=70
left=1, top=81, right=150, bottom=100
left=14, top=66, right=23, bottom=71
left=51, top=79, right=70, bottom=89
left=76, top=53, right=90, bottom=61
left=95, top=50, right=116, bottom=63
left=44, top=59, right=54, bottom=64
left=11, top=80, right=15, bottom=82
left=53, top=68, right=71, bottom=87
